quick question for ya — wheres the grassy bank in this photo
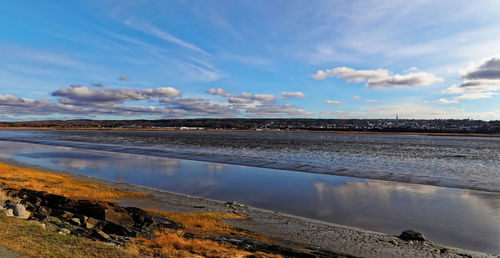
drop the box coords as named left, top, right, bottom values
left=0, top=161, right=281, bottom=257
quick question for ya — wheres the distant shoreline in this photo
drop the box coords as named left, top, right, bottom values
left=0, top=126, right=499, bottom=137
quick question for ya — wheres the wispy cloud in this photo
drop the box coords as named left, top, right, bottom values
left=281, top=91, right=306, bottom=99
left=324, top=100, right=343, bottom=105
left=124, top=19, right=208, bottom=55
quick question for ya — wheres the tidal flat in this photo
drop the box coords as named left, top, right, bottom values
left=0, top=139, right=498, bottom=254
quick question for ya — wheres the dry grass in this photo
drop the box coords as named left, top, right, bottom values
left=0, top=162, right=147, bottom=202
left=128, top=229, right=280, bottom=258
left=147, top=210, right=249, bottom=237
left=131, top=210, right=281, bottom=257
left=0, top=210, right=138, bottom=257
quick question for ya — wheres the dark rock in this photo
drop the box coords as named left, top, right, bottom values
left=104, top=207, right=135, bottom=227
left=399, top=230, right=426, bottom=241
left=69, top=217, right=81, bottom=226
left=51, top=208, right=73, bottom=219
left=102, top=222, right=137, bottom=237
left=92, top=229, right=111, bottom=242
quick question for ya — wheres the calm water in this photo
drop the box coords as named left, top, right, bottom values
left=0, top=140, right=499, bottom=253
left=0, top=129, right=498, bottom=192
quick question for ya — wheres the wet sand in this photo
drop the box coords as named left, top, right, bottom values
left=1, top=158, right=495, bottom=257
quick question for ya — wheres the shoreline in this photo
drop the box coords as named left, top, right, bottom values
left=0, top=158, right=495, bottom=257
left=1, top=127, right=499, bottom=137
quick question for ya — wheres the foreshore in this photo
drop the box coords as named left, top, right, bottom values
left=0, top=126, right=499, bottom=137
left=0, top=158, right=495, bottom=257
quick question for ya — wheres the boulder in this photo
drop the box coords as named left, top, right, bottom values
left=92, top=229, right=111, bottom=242
left=84, top=217, right=100, bottom=229
left=5, top=208, right=14, bottom=217
left=13, top=204, right=27, bottom=217
left=69, top=217, right=81, bottom=226
left=59, top=228, right=71, bottom=235
left=399, top=230, right=426, bottom=241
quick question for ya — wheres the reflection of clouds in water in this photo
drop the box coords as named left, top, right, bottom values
left=458, top=191, right=500, bottom=213
left=195, top=163, right=229, bottom=189
left=313, top=180, right=500, bottom=231
left=315, top=180, right=438, bottom=203
left=154, top=158, right=180, bottom=176
left=0, top=153, right=13, bottom=159
left=54, top=159, right=92, bottom=170
left=207, top=163, right=228, bottom=174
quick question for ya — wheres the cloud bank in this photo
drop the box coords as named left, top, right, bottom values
left=439, top=55, right=500, bottom=104
left=0, top=84, right=313, bottom=118
left=313, top=67, right=443, bottom=88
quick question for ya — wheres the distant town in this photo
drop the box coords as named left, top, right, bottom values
left=1, top=118, right=499, bottom=134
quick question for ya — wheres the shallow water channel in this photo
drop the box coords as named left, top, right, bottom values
left=0, top=140, right=498, bottom=253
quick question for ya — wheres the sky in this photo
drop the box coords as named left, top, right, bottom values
left=1, top=0, right=500, bottom=121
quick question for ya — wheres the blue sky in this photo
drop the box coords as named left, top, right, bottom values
left=1, top=0, right=500, bottom=120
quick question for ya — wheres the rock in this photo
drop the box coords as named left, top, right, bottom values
left=59, top=228, right=71, bottom=235
left=13, top=204, right=27, bottom=217
left=69, top=217, right=81, bottom=226
left=84, top=217, right=99, bottom=229
left=102, top=222, right=136, bottom=237
left=51, top=208, right=73, bottom=219
left=399, top=230, right=426, bottom=241
left=39, top=223, right=46, bottom=230
left=5, top=209, right=14, bottom=217
left=36, top=206, right=52, bottom=216
left=92, top=229, right=111, bottom=242
left=104, top=208, right=135, bottom=227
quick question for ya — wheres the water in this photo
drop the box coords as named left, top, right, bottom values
left=0, top=140, right=499, bottom=253
left=0, top=129, right=498, bottom=192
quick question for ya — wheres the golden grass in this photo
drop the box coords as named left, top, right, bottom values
left=139, top=209, right=279, bottom=257
left=0, top=210, right=138, bottom=257
left=147, top=210, right=249, bottom=237
left=128, top=229, right=281, bottom=258
left=0, top=162, right=147, bottom=202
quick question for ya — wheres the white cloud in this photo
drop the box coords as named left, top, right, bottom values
left=228, top=97, right=253, bottom=104
left=437, top=98, right=458, bottom=104
left=312, top=67, right=443, bottom=88
left=52, top=86, right=181, bottom=104
left=281, top=91, right=306, bottom=99
left=462, top=56, right=500, bottom=80
left=245, top=104, right=314, bottom=117
left=1, top=84, right=313, bottom=119
left=364, top=99, right=381, bottom=103
left=455, top=92, right=497, bottom=100
left=324, top=100, right=343, bottom=105
left=239, top=92, right=275, bottom=102
left=440, top=55, right=500, bottom=104
left=253, top=94, right=275, bottom=102
left=351, top=96, right=361, bottom=100
left=207, top=88, right=231, bottom=97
